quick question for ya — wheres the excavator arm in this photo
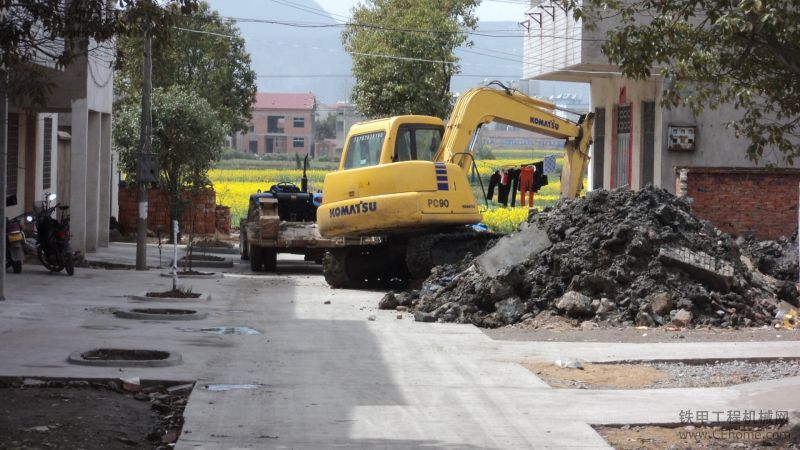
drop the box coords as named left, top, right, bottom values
left=435, top=86, right=594, bottom=198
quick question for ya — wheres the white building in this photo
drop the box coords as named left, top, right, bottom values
left=523, top=0, right=798, bottom=192
left=6, top=38, right=117, bottom=255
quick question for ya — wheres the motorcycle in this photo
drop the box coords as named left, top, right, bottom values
left=29, top=193, right=74, bottom=276
left=5, top=194, right=24, bottom=273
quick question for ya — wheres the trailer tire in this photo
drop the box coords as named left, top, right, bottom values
left=263, top=248, right=277, bottom=272
left=249, top=243, right=263, bottom=272
left=240, top=231, right=249, bottom=260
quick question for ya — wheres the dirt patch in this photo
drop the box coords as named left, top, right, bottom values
left=0, top=378, right=191, bottom=449
left=193, top=238, right=234, bottom=249
left=526, top=359, right=799, bottom=389
left=596, top=424, right=798, bottom=449
left=181, top=255, right=225, bottom=262
left=175, top=270, right=214, bottom=276
left=146, top=289, right=201, bottom=299
left=485, top=326, right=800, bottom=343
left=130, top=309, right=196, bottom=316
left=526, top=362, right=666, bottom=389
left=82, top=349, right=170, bottom=361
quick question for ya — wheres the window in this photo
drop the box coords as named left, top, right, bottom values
left=394, top=126, right=442, bottom=162
left=267, top=116, right=285, bottom=133
left=293, top=137, right=304, bottom=148
left=293, top=117, right=304, bottom=128
left=249, top=140, right=258, bottom=154
left=7, top=113, right=18, bottom=196
left=613, top=104, right=631, bottom=189
left=248, top=124, right=255, bottom=133
left=43, top=117, right=52, bottom=189
left=343, top=132, right=385, bottom=169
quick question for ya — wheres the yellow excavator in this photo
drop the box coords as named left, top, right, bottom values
left=317, top=83, right=594, bottom=287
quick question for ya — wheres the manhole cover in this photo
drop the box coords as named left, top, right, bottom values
left=178, top=326, right=261, bottom=335
left=68, top=348, right=182, bottom=367
left=114, top=308, right=207, bottom=321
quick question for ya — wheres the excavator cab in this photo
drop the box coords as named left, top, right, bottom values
left=319, top=115, right=483, bottom=237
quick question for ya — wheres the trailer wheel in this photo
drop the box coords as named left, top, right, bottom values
left=240, top=231, right=249, bottom=260
left=263, top=248, right=277, bottom=272
left=249, top=243, right=263, bottom=271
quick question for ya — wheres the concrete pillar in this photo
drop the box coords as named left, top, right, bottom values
left=84, top=111, right=100, bottom=252
left=69, top=99, right=88, bottom=254
left=98, top=113, right=111, bottom=247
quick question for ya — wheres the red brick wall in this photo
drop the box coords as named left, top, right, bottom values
left=118, top=186, right=229, bottom=236
left=215, top=206, right=231, bottom=235
left=679, top=168, right=800, bottom=240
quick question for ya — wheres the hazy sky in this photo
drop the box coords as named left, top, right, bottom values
left=315, top=0, right=529, bottom=22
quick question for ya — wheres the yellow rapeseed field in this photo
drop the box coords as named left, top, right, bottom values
left=209, top=159, right=579, bottom=231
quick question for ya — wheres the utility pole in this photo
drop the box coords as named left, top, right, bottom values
left=136, top=17, right=153, bottom=270
left=0, top=77, right=7, bottom=300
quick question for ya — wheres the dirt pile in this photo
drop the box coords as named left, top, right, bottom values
left=739, top=231, right=798, bottom=282
left=400, top=186, right=792, bottom=329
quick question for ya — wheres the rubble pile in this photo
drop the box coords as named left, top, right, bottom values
left=739, top=231, right=798, bottom=282
left=397, top=186, right=793, bottom=329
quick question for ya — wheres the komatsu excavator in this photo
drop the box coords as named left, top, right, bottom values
left=317, top=84, right=594, bottom=287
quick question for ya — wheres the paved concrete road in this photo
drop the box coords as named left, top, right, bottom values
left=0, top=244, right=798, bottom=449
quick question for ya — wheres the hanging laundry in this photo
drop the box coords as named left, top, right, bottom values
left=509, top=168, right=521, bottom=207
left=487, top=171, right=501, bottom=200
left=519, top=165, right=535, bottom=207
left=497, top=169, right=511, bottom=206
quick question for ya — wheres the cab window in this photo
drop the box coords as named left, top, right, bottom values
left=343, top=132, right=386, bottom=169
left=394, top=126, right=442, bottom=162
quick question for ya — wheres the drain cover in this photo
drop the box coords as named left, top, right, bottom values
left=179, top=326, right=261, bottom=335
left=68, top=348, right=182, bottom=367
left=114, top=308, right=207, bottom=321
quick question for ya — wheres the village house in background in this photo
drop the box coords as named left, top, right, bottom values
left=6, top=40, right=118, bottom=256
left=314, top=102, right=364, bottom=159
left=229, top=92, right=316, bottom=157
left=523, top=0, right=800, bottom=239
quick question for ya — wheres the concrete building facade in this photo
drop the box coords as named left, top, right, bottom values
left=6, top=39, right=116, bottom=256
left=230, top=93, right=316, bottom=157
left=523, top=0, right=798, bottom=194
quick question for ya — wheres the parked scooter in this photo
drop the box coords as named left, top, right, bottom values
left=5, top=194, right=24, bottom=273
left=28, top=193, right=74, bottom=276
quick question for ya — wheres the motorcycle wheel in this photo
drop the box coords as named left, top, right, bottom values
left=11, top=260, right=21, bottom=273
left=38, top=247, right=64, bottom=272
left=65, top=252, right=74, bottom=276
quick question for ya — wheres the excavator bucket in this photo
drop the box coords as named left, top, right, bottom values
left=560, top=112, right=594, bottom=199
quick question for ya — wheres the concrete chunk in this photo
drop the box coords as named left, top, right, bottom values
left=476, top=223, right=552, bottom=277
left=658, top=246, right=734, bottom=292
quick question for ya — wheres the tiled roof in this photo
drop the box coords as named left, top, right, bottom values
left=255, top=92, right=316, bottom=110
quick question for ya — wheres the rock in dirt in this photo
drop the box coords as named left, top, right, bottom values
left=378, top=293, right=399, bottom=310
left=556, top=291, right=593, bottom=318
left=399, top=186, right=784, bottom=329
left=649, top=292, right=673, bottom=316
left=672, top=309, right=694, bottom=327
